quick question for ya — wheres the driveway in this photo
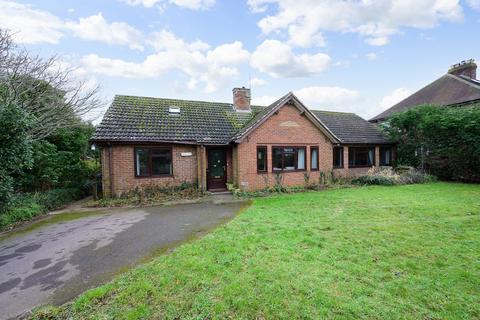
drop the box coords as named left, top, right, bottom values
left=0, top=201, right=247, bottom=319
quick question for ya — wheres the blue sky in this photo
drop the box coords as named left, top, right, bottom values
left=1, top=0, right=479, bottom=122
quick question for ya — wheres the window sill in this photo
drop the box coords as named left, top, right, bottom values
left=257, top=171, right=268, bottom=174
left=333, top=166, right=344, bottom=169
left=135, top=174, right=173, bottom=179
left=272, top=169, right=307, bottom=173
left=348, top=165, right=374, bottom=168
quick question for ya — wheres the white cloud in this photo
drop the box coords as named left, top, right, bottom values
left=66, top=13, right=144, bottom=51
left=366, top=52, right=377, bottom=61
left=0, top=0, right=64, bottom=44
left=82, top=31, right=250, bottom=93
left=294, top=86, right=362, bottom=110
left=122, top=0, right=215, bottom=10
left=249, top=0, right=464, bottom=47
left=467, top=0, right=480, bottom=10
left=250, top=77, right=266, bottom=86
left=251, top=95, right=277, bottom=106
left=379, top=87, right=412, bottom=109
left=250, top=40, right=331, bottom=77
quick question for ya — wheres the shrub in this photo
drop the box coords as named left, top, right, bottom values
left=0, top=188, right=85, bottom=229
left=352, top=167, right=436, bottom=186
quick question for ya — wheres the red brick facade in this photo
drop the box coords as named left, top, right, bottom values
left=100, top=103, right=391, bottom=196
left=101, top=144, right=198, bottom=197
left=233, top=103, right=333, bottom=191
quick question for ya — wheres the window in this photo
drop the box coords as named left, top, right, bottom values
left=257, top=146, right=267, bottom=172
left=348, top=147, right=375, bottom=167
left=380, top=147, right=393, bottom=166
left=333, top=147, right=344, bottom=168
left=135, top=147, right=172, bottom=177
left=272, top=147, right=306, bottom=171
left=310, top=147, right=319, bottom=170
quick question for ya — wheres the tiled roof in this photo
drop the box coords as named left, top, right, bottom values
left=370, top=74, right=480, bottom=122
left=91, top=95, right=262, bottom=144
left=92, top=94, right=390, bottom=145
left=312, top=111, right=390, bottom=144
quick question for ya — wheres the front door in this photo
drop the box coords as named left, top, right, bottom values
left=207, top=148, right=227, bottom=191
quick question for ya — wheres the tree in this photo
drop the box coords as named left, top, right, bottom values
left=0, top=102, right=32, bottom=212
left=386, top=105, right=480, bottom=182
left=0, top=28, right=102, bottom=140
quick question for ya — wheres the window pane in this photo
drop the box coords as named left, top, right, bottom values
left=136, top=149, right=149, bottom=176
left=349, top=147, right=374, bottom=166
left=297, top=148, right=305, bottom=170
left=380, top=147, right=392, bottom=166
left=284, top=150, right=295, bottom=170
left=257, top=147, right=267, bottom=171
left=151, top=149, right=172, bottom=175
left=311, top=148, right=318, bottom=169
left=272, top=148, right=283, bottom=170
left=333, top=147, right=343, bottom=167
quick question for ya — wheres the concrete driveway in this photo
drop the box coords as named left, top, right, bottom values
left=0, top=201, right=247, bottom=319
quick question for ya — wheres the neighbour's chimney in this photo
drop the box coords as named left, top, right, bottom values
left=233, top=87, right=251, bottom=112
left=448, top=59, right=477, bottom=79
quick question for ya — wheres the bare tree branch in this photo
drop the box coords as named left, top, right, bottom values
left=0, top=28, right=103, bottom=140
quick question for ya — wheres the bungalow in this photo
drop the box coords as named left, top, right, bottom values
left=91, top=89, right=393, bottom=196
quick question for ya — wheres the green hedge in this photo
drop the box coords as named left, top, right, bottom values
left=0, top=188, right=85, bottom=230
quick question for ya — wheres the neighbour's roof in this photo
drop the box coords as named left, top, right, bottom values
left=92, top=94, right=390, bottom=145
left=312, top=111, right=389, bottom=144
left=370, top=74, right=480, bottom=122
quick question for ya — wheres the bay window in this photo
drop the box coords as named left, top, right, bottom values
left=348, top=147, right=375, bottom=167
left=333, top=147, right=344, bottom=168
left=272, top=147, right=306, bottom=171
left=380, top=147, right=393, bottom=166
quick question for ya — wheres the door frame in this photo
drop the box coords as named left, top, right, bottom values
left=206, top=147, right=227, bottom=191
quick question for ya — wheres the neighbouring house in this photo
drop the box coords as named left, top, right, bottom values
left=91, top=89, right=394, bottom=196
left=370, top=59, right=480, bottom=123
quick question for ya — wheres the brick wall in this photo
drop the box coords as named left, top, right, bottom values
left=101, top=144, right=197, bottom=196
left=235, top=103, right=334, bottom=191
left=333, top=145, right=382, bottom=177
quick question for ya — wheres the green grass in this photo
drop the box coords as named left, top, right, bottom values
left=34, top=183, right=480, bottom=319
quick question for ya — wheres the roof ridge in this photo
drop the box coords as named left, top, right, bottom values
left=312, top=110, right=356, bottom=115
left=446, top=73, right=480, bottom=90
left=113, top=94, right=258, bottom=107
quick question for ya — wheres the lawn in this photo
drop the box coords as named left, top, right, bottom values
left=35, top=183, right=480, bottom=319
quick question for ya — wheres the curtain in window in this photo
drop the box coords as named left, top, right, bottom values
left=311, top=149, right=318, bottom=169
left=368, top=149, right=374, bottom=165
left=297, top=148, right=305, bottom=170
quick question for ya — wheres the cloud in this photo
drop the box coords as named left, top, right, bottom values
left=251, top=95, right=277, bottom=106
left=248, top=0, right=464, bottom=47
left=66, top=13, right=144, bottom=51
left=122, top=0, right=215, bottom=10
left=294, top=86, right=362, bottom=110
left=250, top=40, right=331, bottom=77
left=379, top=87, right=412, bottom=110
left=467, top=0, right=480, bottom=10
left=82, top=31, right=250, bottom=93
left=366, top=52, right=377, bottom=61
left=250, top=77, right=266, bottom=86
left=0, top=0, right=64, bottom=44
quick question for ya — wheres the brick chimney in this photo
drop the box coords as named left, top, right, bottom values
left=448, top=59, right=477, bottom=79
left=233, top=87, right=251, bottom=112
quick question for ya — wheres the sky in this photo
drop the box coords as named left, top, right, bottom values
left=1, top=0, right=479, bottom=123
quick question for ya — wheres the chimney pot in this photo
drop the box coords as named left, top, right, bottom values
left=448, top=59, right=477, bottom=79
left=233, top=87, right=251, bottom=112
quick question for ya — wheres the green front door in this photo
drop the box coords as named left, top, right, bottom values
left=207, top=148, right=227, bottom=190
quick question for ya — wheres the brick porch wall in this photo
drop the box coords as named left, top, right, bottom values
left=101, top=144, right=197, bottom=197
left=235, top=103, right=333, bottom=191
left=333, top=145, right=382, bottom=177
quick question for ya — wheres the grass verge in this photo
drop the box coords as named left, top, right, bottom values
left=33, top=182, right=480, bottom=319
